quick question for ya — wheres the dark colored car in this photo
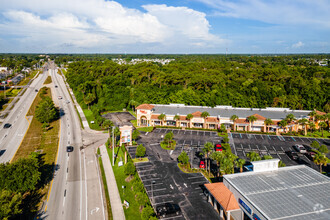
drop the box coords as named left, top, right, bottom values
left=55, top=85, right=58, bottom=88
left=35, top=89, right=38, bottom=92
left=66, top=146, right=74, bottom=152
left=287, top=151, right=299, bottom=160
left=3, top=123, right=11, bottom=129
left=215, top=144, right=223, bottom=152
left=156, top=203, right=181, bottom=218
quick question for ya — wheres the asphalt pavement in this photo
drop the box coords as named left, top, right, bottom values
left=0, top=69, right=48, bottom=163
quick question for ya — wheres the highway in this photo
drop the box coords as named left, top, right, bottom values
left=0, top=66, right=48, bottom=163
left=44, top=64, right=106, bottom=220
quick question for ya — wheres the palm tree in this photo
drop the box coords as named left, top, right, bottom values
left=210, top=151, right=224, bottom=177
left=186, top=113, right=193, bottom=128
left=298, top=118, right=308, bottom=136
left=313, top=153, right=328, bottom=173
left=174, top=114, right=180, bottom=127
left=319, top=121, right=327, bottom=137
left=315, top=114, right=325, bottom=128
left=278, top=161, right=286, bottom=167
left=264, top=118, right=273, bottom=133
left=278, top=120, right=288, bottom=133
left=235, top=158, right=246, bottom=173
left=325, top=113, right=330, bottom=127
left=201, top=111, right=210, bottom=129
left=247, top=151, right=261, bottom=162
left=308, top=111, right=317, bottom=122
left=285, top=114, right=296, bottom=132
left=158, top=113, right=166, bottom=126
left=247, top=115, right=258, bottom=132
left=230, top=115, right=239, bottom=131
left=221, top=152, right=237, bottom=174
left=308, top=122, right=316, bottom=132
left=203, top=142, right=214, bottom=175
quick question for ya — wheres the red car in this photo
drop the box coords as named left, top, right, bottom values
left=215, top=144, right=223, bottom=152
left=199, top=161, right=205, bottom=169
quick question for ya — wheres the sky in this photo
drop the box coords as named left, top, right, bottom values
left=0, top=0, right=329, bottom=54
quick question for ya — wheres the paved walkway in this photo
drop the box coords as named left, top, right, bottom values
left=100, top=144, right=126, bottom=220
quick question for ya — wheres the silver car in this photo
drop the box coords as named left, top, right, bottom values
left=294, top=144, right=306, bottom=153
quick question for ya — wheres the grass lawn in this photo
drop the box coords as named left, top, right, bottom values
left=137, top=126, right=154, bottom=132
left=83, top=108, right=101, bottom=130
left=131, top=120, right=137, bottom=127
left=160, top=141, right=176, bottom=150
left=44, top=76, right=52, bottom=84
left=12, top=86, right=60, bottom=216
left=98, top=151, right=113, bottom=220
left=18, top=70, right=39, bottom=86
left=107, top=146, right=150, bottom=220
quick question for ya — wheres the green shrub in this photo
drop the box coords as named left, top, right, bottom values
left=141, top=205, right=155, bottom=220
left=124, top=162, right=136, bottom=176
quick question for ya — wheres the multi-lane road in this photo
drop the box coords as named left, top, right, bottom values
left=0, top=66, right=48, bottom=163
left=0, top=62, right=107, bottom=220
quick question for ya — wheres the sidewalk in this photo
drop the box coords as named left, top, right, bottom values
left=100, top=144, right=126, bottom=220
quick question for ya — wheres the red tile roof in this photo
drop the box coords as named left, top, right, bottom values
left=136, top=104, right=155, bottom=110
left=192, top=111, right=202, bottom=117
left=179, top=116, right=189, bottom=121
left=249, top=114, right=266, bottom=120
left=206, top=117, right=219, bottom=123
left=235, top=119, right=249, bottom=124
left=204, top=182, right=240, bottom=211
left=316, top=110, right=326, bottom=116
left=151, top=115, right=160, bottom=120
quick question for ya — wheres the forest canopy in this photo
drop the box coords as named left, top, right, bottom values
left=64, top=55, right=330, bottom=124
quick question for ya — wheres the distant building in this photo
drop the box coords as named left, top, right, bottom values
left=136, top=103, right=316, bottom=134
left=10, top=74, right=24, bottom=85
left=204, top=160, right=330, bottom=220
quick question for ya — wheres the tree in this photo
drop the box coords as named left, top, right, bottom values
left=230, top=115, right=239, bottom=131
left=158, top=113, right=166, bottom=126
left=186, top=113, right=193, bottom=128
left=319, top=121, right=327, bottom=137
left=0, top=190, right=23, bottom=220
left=124, top=162, right=136, bottom=176
left=201, top=111, right=210, bottom=129
left=178, top=151, right=189, bottom=166
left=247, top=151, right=261, bottom=162
left=262, top=155, right=273, bottom=160
left=319, top=145, right=329, bottom=154
left=278, top=120, right=288, bottom=133
left=0, top=156, right=41, bottom=194
left=141, top=205, right=155, bottom=220
left=311, top=141, right=320, bottom=149
left=174, top=114, right=180, bottom=127
left=136, top=192, right=149, bottom=209
left=210, top=151, right=224, bottom=177
left=247, top=115, right=258, bottom=131
left=278, top=161, right=286, bottom=167
left=308, top=122, right=316, bottom=132
left=163, top=131, right=174, bottom=148
left=203, top=142, right=214, bottom=175
left=308, top=111, right=317, bottom=122
left=132, top=129, right=140, bottom=141
left=35, top=97, right=58, bottom=124
left=285, top=114, right=296, bottom=123
left=313, top=153, right=328, bottom=173
left=222, top=137, right=229, bottom=143
left=83, top=93, right=95, bottom=110
left=220, top=152, right=237, bottom=174
left=136, top=144, right=146, bottom=158
left=235, top=159, right=246, bottom=173
left=264, top=118, right=273, bottom=133
left=298, top=118, right=308, bottom=136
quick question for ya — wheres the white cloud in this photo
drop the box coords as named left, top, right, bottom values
left=0, top=0, right=224, bottom=52
left=197, top=0, right=330, bottom=28
left=292, top=41, right=304, bottom=48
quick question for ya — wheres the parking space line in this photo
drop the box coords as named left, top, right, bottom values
left=291, top=136, right=296, bottom=142
left=268, top=135, right=271, bottom=140
left=151, top=194, right=173, bottom=199
left=277, top=136, right=282, bottom=141
left=141, top=177, right=161, bottom=181
left=260, top=135, right=264, bottom=140
left=144, top=183, right=163, bottom=187
left=272, top=146, right=277, bottom=152
left=191, top=181, right=208, bottom=185
left=187, top=176, right=205, bottom=179
left=146, top=188, right=167, bottom=193
left=153, top=200, right=174, bottom=205
left=240, top=133, right=242, bottom=138
left=254, top=135, right=257, bottom=139
left=161, top=215, right=184, bottom=220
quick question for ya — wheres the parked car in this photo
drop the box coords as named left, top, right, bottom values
left=287, top=151, right=299, bottom=160
left=3, top=123, right=11, bottom=129
left=199, top=161, right=205, bottom=169
left=304, top=145, right=317, bottom=160
left=55, top=85, right=58, bottom=88
left=66, top=146, right=74, bottom=152
left=293, top=144, right=307, bottom=153
left=215, top=144, right=223, bottom=152
left=156, top=203, right=181, bottom=218
left=58, top=96, right=62, bottom=100
left=35, top=89, right=38, bottom=92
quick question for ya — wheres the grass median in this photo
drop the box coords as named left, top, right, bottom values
left=12, top=86, right=60, bottom=217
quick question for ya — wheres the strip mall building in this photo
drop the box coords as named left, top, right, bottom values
left=136, top=103, right=320, bottom=133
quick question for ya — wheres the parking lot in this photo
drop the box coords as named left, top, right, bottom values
left=128, top=128, right=220, bottom=220
left=230, top=132, right=330, bottom=170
